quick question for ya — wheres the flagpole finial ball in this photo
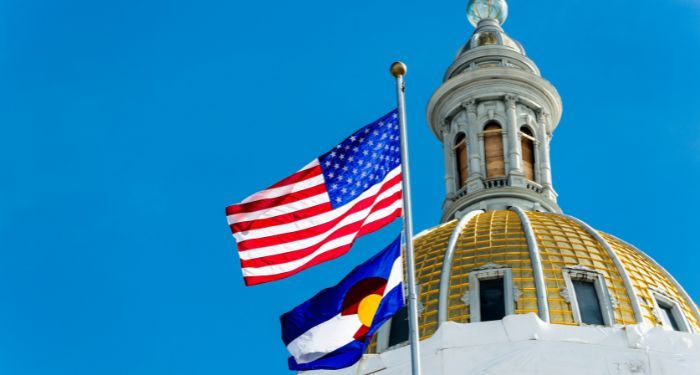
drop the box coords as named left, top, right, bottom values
left=390, top=62, right=407, bottom=77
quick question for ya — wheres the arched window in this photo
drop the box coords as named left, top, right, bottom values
left=454, top=133, right=468, bottom=189
left=483, top=123, right=505, bottom=178
left=520, top=126, right=536, bottom=181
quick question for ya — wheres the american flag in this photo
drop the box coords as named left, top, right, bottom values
left=226, top=110, right=403, bottom=286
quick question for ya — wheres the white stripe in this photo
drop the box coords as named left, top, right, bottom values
left=237, top=183, right=402, bottom=260
left=239, top=160, right=320, bottom=203
left=287, top=313, right=363, bottom=365
left=241, top=199, right=403, bottom=276
left=233, top=175, right=402, bottom=242
left=384, top=256, right=403, bottom=298
left=239, top=209, right=365, bottom=261
left=242, top=234, right=355, bottom=276
left=287, top=256, right=403, bottom=365
left=227, top=192, right=331, bottom=224
left=228, top=166, right=400, bottom=228
left=240, top=174, right=325, bottom=205
left=365, top=197, right=403, bottom=225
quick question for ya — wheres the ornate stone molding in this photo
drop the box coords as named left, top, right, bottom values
left=474, top=263, right=507, bottom=271
left=505, top=94, right=519, bottom=109
left=487, top=109, right=496, bottom=120
left=440, top=119, right=451, bottom=134
left=535, top=108, right=551, bottom=125
left=460, top=291, right=470, bottom=307
left=535, top=108, right=550, bottom=129
left=560, top=288, right=571, bottom=303
left=441, top=128, right=450, bottom=144
left=567, top=264, right=595, bottom=272
left=610, top=296, right=620, bottom=308
left=513, top=286, right=523, bottom=303
left=461, top=98, right=477, bottom=115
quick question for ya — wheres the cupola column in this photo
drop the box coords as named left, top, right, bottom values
left=464, top=99, right=484, bottom=188
left=442, top=127, right=457, bottom=195
left=536, top=110, right=555, bottom=197
left=505, top=94, right=523, bottom=178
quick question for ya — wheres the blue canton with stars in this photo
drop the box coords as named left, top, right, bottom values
left=318, top=109, right=401, bottom=209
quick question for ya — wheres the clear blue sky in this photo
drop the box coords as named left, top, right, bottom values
left=1, top=0, right=699, bottom=374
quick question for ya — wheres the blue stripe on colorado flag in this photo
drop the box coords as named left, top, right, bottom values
left=280, top=236, right=404, bottom=371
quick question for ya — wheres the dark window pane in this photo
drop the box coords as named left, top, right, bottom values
left=573, top=280, right=605, bottom=325
left=388, top=306, right=409, bottom=347
left=479, top=278, right=505, bottom=321
left=659, top=303, right=681, bottom=331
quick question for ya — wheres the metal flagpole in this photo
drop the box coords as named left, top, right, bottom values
left=390, top=61, right=422, bottom=375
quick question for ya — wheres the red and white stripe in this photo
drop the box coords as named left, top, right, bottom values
left=226, top=160, right=403, bottom=286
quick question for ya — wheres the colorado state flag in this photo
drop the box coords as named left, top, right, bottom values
left=280, top=236, right=404, bottom=371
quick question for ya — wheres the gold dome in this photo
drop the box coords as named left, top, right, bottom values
left=407, top=210, right=700, bottom=339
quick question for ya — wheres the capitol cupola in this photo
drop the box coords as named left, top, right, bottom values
left=427, top=0, right=563, bottom=221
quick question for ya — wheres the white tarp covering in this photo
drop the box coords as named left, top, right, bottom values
left=303, top=313, right=700, bottom=375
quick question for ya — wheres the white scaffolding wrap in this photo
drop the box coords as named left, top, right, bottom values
left=302, top=314, right=700, bottom=375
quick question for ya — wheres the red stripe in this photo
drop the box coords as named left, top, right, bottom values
left=229, top=202, right=333, bottom=234
left=236, top=191, right=376, bottom=251
left=240, top=221, right=363, bottom=269
left=270, top=164, right=322, bottom=189
left=225, top=164, right=323, bottom=215
left=243, top=243, right=354, bottom=286
left=225, top=183, right=327, bottom=215
left=356, top=208, right=402, bottom=237
left=239, top=192, right=402, bottom=268
left=236, top=175, right=402, bottom=251
left=231, top=172, right=401, bottom=234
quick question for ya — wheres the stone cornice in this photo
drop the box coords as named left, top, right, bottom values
left=441, top=187, right=562, bottom=222
left=427, top=67, right=563, bottom=140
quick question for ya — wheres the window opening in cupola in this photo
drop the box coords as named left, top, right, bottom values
left=483, top=123, right=505, bottom=178
left=520, top=126, right=536, bottom=181
left=477, top=32, right=498, bottom=46
left=454, top=133, right=468, bottom=189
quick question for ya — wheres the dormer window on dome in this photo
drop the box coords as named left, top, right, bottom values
left=651, top=289, right=692, bottom=333
left=562, top=267, right=615, bottom=327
